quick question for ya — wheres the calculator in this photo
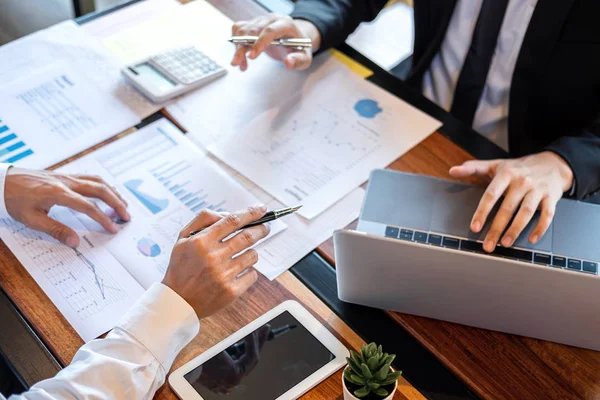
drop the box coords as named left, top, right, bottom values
left=122, top=46, right=227, bottom=103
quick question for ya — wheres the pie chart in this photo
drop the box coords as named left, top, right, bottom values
left=137, top=237, right=161, bottom=258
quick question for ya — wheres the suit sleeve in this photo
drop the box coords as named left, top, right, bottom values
left=544, top=115, right=600, bottom=200
left=290, top=0, right=389, bottom=51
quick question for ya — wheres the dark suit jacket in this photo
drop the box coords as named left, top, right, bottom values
left=291, top=0, right=600, bottom=200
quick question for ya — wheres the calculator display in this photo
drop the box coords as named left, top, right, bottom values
left=132, top=62, right=176, bottom=91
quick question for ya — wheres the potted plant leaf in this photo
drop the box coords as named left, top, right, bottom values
left=343, top=343, right=402, bottom=400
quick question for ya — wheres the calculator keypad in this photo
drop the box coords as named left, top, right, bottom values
left=151, top=47, right=223, bottom=84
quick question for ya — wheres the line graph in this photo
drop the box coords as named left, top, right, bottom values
left=0, top=212, right=127, bottom=320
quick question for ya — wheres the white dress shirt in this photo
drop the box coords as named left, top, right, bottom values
left=0, top=161, right=200, bottom=399
left=3, top=283, right=199, bottom=400
left=422, top=0, right=539, bottom=151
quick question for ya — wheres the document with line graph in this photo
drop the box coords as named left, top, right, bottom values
left=0, top=118, right=286, bottom=341
left=0, top=208, right=144, bottom=342
left=209, top=65, right=442, bottom=219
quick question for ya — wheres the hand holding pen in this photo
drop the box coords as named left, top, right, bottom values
left=230, top=15, right=321, bottom=71
left=188, top=205, right=302, bottom=237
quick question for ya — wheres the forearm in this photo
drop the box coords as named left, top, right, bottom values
left=291, top=0, right=388, bottom=51
left=9, top=284, right=199, bottom=400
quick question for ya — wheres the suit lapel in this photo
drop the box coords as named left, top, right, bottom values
left=509, top=0, right=576, bottom=153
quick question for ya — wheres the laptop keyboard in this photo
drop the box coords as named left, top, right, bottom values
left=383, top=226, right=598, bottom=275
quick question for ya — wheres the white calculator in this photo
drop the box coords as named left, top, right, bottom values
left=122, top=46, right=227, bottom=103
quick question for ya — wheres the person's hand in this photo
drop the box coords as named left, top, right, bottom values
left=4, top=168, right=130, bottom=247
left=449, top=152, right=574, bottom=252
left=231, top=14, right=321, bottom=71
left=162, top=205, right=269, bottom=320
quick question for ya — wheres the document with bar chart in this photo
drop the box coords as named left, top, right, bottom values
left=0, top=62, right=139, bottom=169
left=58, top=118, right=286, bottom=289
left=0, top=118, right=286, bottom=340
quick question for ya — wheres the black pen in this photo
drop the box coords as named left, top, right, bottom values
left=188, top=205, right=302, bottom=237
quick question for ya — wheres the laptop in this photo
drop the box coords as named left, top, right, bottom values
left=334, top=169, right=600, bottom=350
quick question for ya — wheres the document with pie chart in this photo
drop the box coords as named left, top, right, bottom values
left=58, top=118, right=286, bottom=289
left=209, top=66, right=442, bottom=219
left=0, top=118, right=287, bottom=341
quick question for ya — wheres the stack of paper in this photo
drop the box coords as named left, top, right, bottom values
left=0, top=119, right=287, bottom=340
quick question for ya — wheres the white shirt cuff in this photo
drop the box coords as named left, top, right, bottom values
left=116, top=283, right=200, bottom=371
left=0, top=163, right=12, bottom=219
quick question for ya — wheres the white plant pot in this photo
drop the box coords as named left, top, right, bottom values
left=342, top=371, right=398, bottom=400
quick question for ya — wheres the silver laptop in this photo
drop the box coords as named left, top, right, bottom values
left=334, top=169, right=600, bottom=350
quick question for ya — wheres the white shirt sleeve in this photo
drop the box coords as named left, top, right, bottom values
left=6, top=283, right=199, bottom=400
left=0, top=163, right=12, bottom=219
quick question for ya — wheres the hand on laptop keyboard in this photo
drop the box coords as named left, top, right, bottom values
left=449, top=151, right=574, bottom=253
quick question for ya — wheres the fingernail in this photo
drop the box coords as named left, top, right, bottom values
left=472, top=221, right=481, bottom=232
left=124, top=211, right=131, bottom=221
left=66, top=236, right=79, bottom=248
left=255, top=204, right=266, bottom=213
left=288, top=57, right=296, bottom=68
left=530, top=234, right=539, bottom=243
left=502, top=236, right=512, bottom=247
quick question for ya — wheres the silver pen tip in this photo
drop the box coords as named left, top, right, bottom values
left=290, top=205, right=302, bottom=212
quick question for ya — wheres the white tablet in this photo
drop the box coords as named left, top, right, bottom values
left=169, top=301, right=348, bottom=400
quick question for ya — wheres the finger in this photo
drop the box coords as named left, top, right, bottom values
left=68, top=175, right=129, bottom=207
left=231, top=45, right=249, bottom=67
left=470, top=173, right=512, bottom=233
left=250, top=18, right=297, bottom=59
left=529, top=196, right=557, bottom=244
left=56, top=191, right=118, bottom=234
left=224, top=224, right=270, bottom=257
left=27, top=213, right=79, bottom=248
left=483, top=183, right=530, bottom=252
left=72, top=181, right=130, bottom=222
left=449, top=160, right=498, bottom=179
left=501, top=191, right=543, bottom=247
left=179, top=209, right=223, bottom=239
left=228, top=249, right=259, bottom=277
left=240, top=56, right=248, bottom=72
left=284, top=51, right=312, bottom=70
left=231, top=268, right=258, bottom=297
left=208, top=205, right=267, bottom=241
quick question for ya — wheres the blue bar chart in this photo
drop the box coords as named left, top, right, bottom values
left=0, top=120, right=34, bottom=164
left=151, top=160, right=227, bottom=214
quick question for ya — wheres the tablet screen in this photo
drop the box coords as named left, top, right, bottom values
left=184, top=311, right=335, bottom=399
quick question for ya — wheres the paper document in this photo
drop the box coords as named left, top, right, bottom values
left=346, top=3, right=414, bottom=71
left=58, top=119, right=286, bottom=289
left=83, top=0, right=180, bottom=40
left=101, top=0, right=233, bottom=66
left=213, top=159, right=364, bottom=280
left=0, top=209, right=144, bottom=342
left=209, top=65, right=442, bottom=219
left=0, top=119, right=285, bottom=340
left=0, top=62, right=138, bottom=168
left=0, top=20, right=157, bottom=120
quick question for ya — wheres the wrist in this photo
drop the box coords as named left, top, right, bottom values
left=542, top=151, right=574, bottom=192
left=295, top=19, right=321, bottom=52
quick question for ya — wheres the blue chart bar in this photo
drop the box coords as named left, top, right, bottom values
left=0, top=141, right=25, bottom=158
left=0, top=123, right=34, bottom=164
left=0, top=134, right=17, bottom=146
left=6, top=149, right=34, bottom=163
left=152, top=161, right=228, bottom=213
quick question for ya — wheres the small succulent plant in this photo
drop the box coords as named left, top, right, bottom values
left=344, top=343, right=402, bottom=398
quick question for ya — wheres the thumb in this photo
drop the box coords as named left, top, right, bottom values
left=284, top=52, right=312, bottom=70
left=28, top=213, right=79, bottom=248
left=449, top=160, right=498, bottom=178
